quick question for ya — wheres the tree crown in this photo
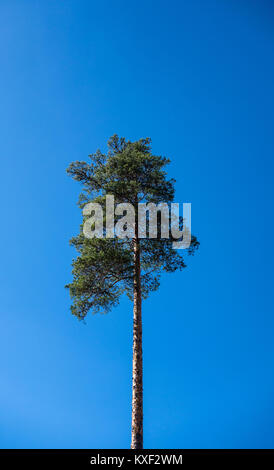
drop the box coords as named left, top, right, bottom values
left=66, top=135, right=199, bottom=319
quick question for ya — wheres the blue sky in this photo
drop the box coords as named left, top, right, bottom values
left=1, top=0, right=274, bottom=449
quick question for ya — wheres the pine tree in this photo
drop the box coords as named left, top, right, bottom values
left=66, top=135, right=199, bottom=449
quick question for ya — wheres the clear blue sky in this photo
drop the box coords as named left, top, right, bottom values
left=1, top=0, right=274, bottom=449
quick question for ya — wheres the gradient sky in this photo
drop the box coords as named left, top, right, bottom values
left=1, top=0, right=274, bottom=449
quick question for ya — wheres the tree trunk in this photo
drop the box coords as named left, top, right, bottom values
left=131, top=231, right=143, bottom=449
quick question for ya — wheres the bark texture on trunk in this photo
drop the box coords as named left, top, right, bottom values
left=131, top=232, right=143, bottom=449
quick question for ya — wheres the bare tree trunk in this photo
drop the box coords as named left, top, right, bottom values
left=131, top=230, right=143, bottom=449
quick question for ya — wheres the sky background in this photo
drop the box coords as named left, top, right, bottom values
left=1, top=0, right=274, bottom=449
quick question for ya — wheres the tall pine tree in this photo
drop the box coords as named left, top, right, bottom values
left=66, top=135, right=199, bottom=449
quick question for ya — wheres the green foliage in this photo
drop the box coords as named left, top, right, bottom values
left=66, top=135, right=199, bottom=319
